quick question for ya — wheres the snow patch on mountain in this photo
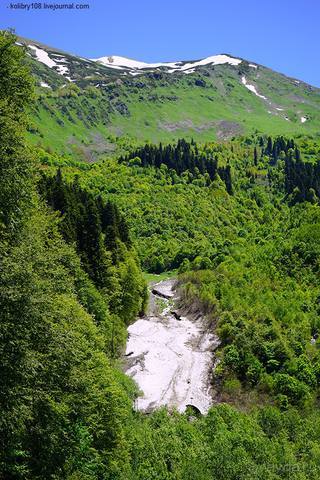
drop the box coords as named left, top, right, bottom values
left=29, top=45, right=71, bottom=80
left=176, top=54, right=242, bottom=71
left=241, top=75, right=267, bottom=100
left=92, top=54, right=242, bottom=74
left=40, top=81, right=51, bottom=88
left=183, top=68, right=196, bottom=74
left=29, top=45, right=56, bottom=68
left=94, top=55, right=178, bottom=70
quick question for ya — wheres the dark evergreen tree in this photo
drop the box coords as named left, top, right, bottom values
left=39, top=172, right=133, bottom=284
left=121, top=139, right=233, bottom=192
left=254, top=147, right=258, bottom=166
left=266, top=136, right=273, bottom=156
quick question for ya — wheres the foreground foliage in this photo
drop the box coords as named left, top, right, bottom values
left=0, top=31, right=144, bottom=478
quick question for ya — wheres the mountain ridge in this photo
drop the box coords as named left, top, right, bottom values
left=18, top=35, right=319, bottom=87
left=15, top=35, right=320, bottom=157
left=91, top=53, right=243, bottom=75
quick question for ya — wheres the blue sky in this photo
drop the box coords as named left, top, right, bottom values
left=1, top=0, right=319, bottom=86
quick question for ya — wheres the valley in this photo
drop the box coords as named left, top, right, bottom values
left=2, top=29, right=320, bottom=480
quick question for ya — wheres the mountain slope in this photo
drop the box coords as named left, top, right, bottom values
left=17, top=36, right=320, bottom=158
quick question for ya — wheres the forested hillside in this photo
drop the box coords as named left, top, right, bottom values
left=0, top=31, right=147, bottom=478
left=2, top=30, right=320, bottom=479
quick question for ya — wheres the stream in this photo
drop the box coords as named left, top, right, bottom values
left=124, top=279, right=220, bottom=414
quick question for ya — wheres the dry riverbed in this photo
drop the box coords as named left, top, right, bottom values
left=125, top=279, right=220, bottom=414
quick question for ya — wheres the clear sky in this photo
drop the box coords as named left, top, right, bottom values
left=1, top=0, right=319, bottom=86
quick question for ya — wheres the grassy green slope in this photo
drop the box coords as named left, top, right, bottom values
left=21, top=39, right=319, bottom=158
left=107, top=67, right=320, bottom=142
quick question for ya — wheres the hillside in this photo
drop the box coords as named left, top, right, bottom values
left=17, top=36, right=320, bottom=159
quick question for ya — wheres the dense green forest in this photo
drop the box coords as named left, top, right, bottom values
left=2, top=30, right=320, bottom=479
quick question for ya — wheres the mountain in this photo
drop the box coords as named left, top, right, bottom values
left=18, top=36, right=320, bottom=158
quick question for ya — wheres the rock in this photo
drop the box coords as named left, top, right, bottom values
left=113, top=100, right=130, bottom=116
left=134, top=81, right=146, bottom=88
left=152, top=279, right=175, bottom=299
left=195, top=78, right=206, bottom=87
left=171, top=310, right=181, bottom=320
